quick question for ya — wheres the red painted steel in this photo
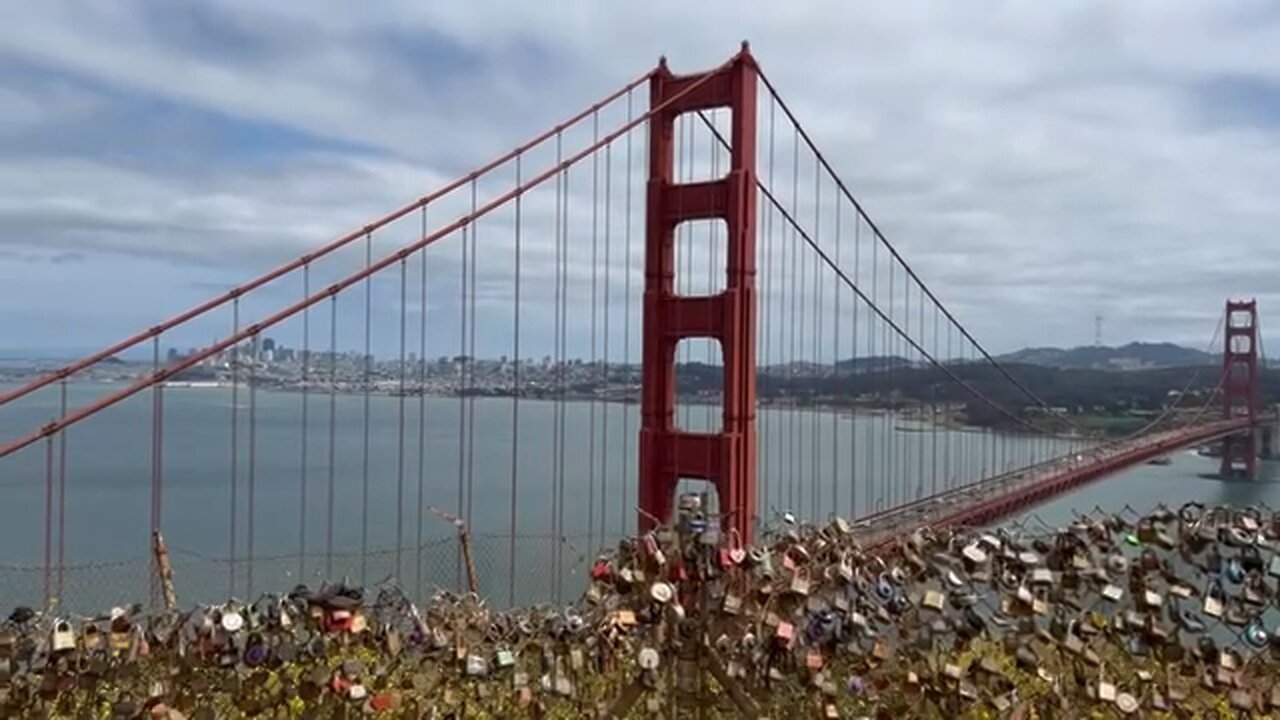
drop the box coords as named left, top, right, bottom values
left=866, top=417, right=1265, bottom=552
left=640, top=45, right=758, bottom=542
left=0, top=63, right=735, bottom=462
left=1221, top=299, right=1260, bottom=478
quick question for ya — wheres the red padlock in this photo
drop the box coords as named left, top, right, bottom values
left=326, top=609, right=355, bottom=634
left=591, top=558, right=611, bottom=581
left=719, top=528, right=746, bottom=569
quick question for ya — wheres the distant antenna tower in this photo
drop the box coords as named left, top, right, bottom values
left=1094, top=315, right=1103, bottom=347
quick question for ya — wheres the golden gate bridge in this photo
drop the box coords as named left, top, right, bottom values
left=0, top=45, right=1272, bottom=610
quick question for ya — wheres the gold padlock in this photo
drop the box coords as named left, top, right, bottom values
left=789, top=567, right=811, bottom=596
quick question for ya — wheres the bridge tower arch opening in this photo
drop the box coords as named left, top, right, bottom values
left=639, top=46, right=758, bottom=541
left=1221, top=299, right=1260, bottom=479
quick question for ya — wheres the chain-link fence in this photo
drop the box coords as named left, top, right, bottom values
left=0, top=532, right=618, bottom=615
left=5, top=502, right=1280, bottom=717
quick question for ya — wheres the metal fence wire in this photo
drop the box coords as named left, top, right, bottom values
left=3, top=502, right=1280, bottom=717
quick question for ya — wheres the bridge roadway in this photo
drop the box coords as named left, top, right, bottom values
left=855, top=418, right=1263, bottom=551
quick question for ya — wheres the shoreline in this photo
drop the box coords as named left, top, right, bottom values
left=2, top=376, right=1092, bottom=440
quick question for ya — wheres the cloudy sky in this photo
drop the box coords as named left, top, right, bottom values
left=2, top=1, right=1279, bottom=360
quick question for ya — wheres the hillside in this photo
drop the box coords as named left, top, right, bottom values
left=996, top=342, right=1212, bottom=371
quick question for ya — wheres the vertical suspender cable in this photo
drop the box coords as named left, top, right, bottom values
left=396, top=259, right=408, bottom=581
left=229, top=298, right=240, bottom=597
left=56, top=381, right=68, bottom=601
left=762, top=96, right=776, bottom=516
left=849, top=211, right=859, bottom=520
left=831, top=181, right=841, bottom=519
left=43, top=437, right=54, bottom=606
left=931, top=303, right=939, bottom=496
left=788, top=126, right=799, bottom=513
left=601, top=140, right=613, bottom=543
left=811, top=161, right=822, bottom=520
left=361, top=233, right=373, bottom=585
left=149, top=335, right=161, bottom=606
left=466, top=181, right=478, bottom=546
left=550, top=134, right=562, bottom=601
left=300, top=264, right=310, bottom=581
left=885, top=260, right=894, bottom=508
left=247, top=332, right=258, bottom=596
left=457, top=211, right=469, bottom=590
left=866, top=225, right=877, bottom=514
left=325, top=296, right=337, bottom=580
left=621, top=92, right=633, bottom=536
left=557, top=156, right=570, bottom=601
left=945, top=322, right=953, bottom=490
left=416, top=206, right=428, bottom=600
left=588, top=110, right=599, bottom=556
left=509, top=153, right=522, bottom=606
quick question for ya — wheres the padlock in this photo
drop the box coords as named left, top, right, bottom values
left=51, top=620, right=76, bottom=653
left=1268, top=553, right=1280, bottom=579
left=637, top=646, right=660, bottom=670
left=243, top=633, right=270, bottom=666
left=1203, top=580, right=1225, bottom=618
left=463, top=653, right=488, bottom=677
left=837, top=553, right=855, bottom=583
left=1101, top=584, right=1123, bottom=602
left=922, top=589, right=944, bottom=612
left=871, top=636, right=892, bottom=661
left=649, top=581, right=675, bottom=604
left=1226, top=558, right=1246, bottom=584
left=789, top=567, right=811, bottom=596
left=775, top=621, right=794, bottom=643
left=961, top=543, right=987, bottom=565
left=723, top=592, right=742, bottom=615
left=747, top=545, right=771, bottom=572
left=585, top=583, right=604, bottom=604
left=720, top=528, right=746, bottom=567
left=805, top=650, right=824, bottom=670
left=873, top=575, right=894, bottom=602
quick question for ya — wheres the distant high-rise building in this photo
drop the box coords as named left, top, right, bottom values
left=166, top=347, right=179, bottom=363
left=262, top=338, right=277, bottom=354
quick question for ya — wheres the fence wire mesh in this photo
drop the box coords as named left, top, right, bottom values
left=3, top=503, right=1280, bottom=717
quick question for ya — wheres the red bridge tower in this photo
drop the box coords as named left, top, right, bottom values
left=639, top=46, right=758, bottom=541
left=1221, top=299, right=1260, bottom=478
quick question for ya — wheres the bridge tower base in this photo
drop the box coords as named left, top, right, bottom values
left=638, top=46, right=758, bottom=541
left=1220, top=299, right=1260, bottom=479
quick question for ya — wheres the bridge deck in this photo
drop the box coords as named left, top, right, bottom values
left=856, top=418, right=1257, bottom=548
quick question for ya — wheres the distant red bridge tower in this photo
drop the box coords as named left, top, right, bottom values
left=1221, top=299, right=1260, bottom=478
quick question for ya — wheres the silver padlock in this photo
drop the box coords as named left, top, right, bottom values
left=51, top=619, right=76, bottom=653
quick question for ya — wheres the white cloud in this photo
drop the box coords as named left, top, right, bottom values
left=2, top=1, right=1280, bottom=358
